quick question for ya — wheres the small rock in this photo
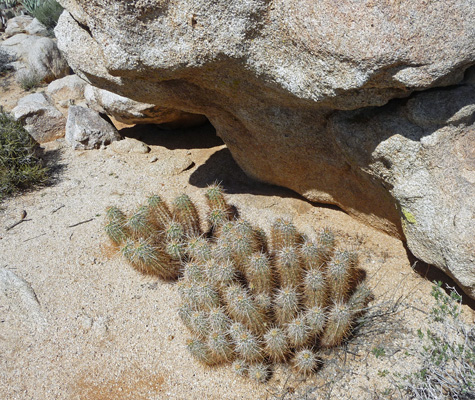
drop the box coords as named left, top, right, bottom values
left=154, top=153, right=194, bottom=175
left=149, top=156, right=158, bottom=163
left=77, top=315, right=93, bottom=331
left=65, top=105, right=122, bottom=150
left=0, top=268, right=47, bottom=337
left=25, top=18, right=49, bottom=36
left=0, top=33, right=69, bottom=81
left=12, top=92, right=66, bottom=143
left=47, top=74, right=88, bottom=117
left=109, top=137, right=150, bottom=154
left=4, top=15, right=33, bottom=38
left=84, top=84, right=207, bottom=127
left=91, top=316, right=108, bottom=337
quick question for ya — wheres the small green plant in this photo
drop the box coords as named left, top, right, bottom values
left=399, top=282, right=475, bottom=399
left=19, top=0, right=42, bottom=13
left=28, top=0, right=63, bottom=31
left=1, top=0, right=19, bottom=7
left=104, top=185, right=373, bottom=383
left=372, top=347, right=386, bottom=358
left=16, top=67, right=44, bottom=91
left=0, top=109, right=48, bottom=201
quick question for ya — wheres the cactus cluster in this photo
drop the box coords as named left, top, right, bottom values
left=104, top=184, right=372, bottom=383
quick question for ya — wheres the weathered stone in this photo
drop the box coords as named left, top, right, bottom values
left=0, top=268, right=47, bottom=338
left=65, top=105, right=122, bottom=150
left=84, top=84, right=206, bottom=127
left=109, top=137, right=150, bottom=154
left=4, top=15, right=33, bottom=37
left=1, top=33, right=69, bottom=81
left=54, top=1, right=475, bottom=297
left=12, top=92, right=66, bottom=143
left=25, top=17, right=49, bottom=36
left=329, top=85, right=475, bottom=299
left=47, top=74, right=87, bottom=116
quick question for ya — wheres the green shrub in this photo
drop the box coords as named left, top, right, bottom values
left=29, top=0, right=63, bottom=31
left=16, top=67, right=44, bottom=91
left=399, top=282, right=475, bottom=399
left=0, top=109, right=48, bottom=201
left=19, top=0, right=63, bottom=31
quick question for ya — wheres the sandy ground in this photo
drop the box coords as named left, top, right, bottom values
left=1, top=75, right=474, bottom=400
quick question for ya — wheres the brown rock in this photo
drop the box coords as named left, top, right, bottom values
left=54, top=0, right=475, bottom=297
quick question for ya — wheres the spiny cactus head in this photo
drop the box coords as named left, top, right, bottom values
left=248, top=363, right=270, bottom=383
left=207, top=207, right=232, bottom=231
left=207, top=331, right=234, bottom=363
left=223, top=284, right=267, bottom=333
left=165, top=238, right=185, bottom=261
left=183, top=261, right=205, bottom=283
left=208, top=307, right=232, bottom=332
left=305, top=305, right=327, bottom=336
left=180, top=281, right=220, bottom=310
left=232, top=328, right=263, bottom=362
left=246, top=252, right=274, bottom=295
left=275, top=246, right=302, bottom=287
left=213, top=238, right=234, bottom=262
left=205, top=182, right=229, bottom=209
left=231, top=232, right=255, bottom=267
left=172, top=194, right=202, bottom=237
left=327, top=249, right=354, bottom=302
left=190, top=310, right=210, bottom=337
left=125, top=205, right=154, bottom=239
left=271, top=217, right=300, bottom=250
left=231, top=219, right=254, bottom=236
left=215, top=220, right=235, bottom=239
left=253, top=292, right=273, bottom=316
left=104, top=206, right=127, bottom=245
left=320, top=301, right=353, bottom=348
left=186, top=337, right=212, bottom=365
left=273, top=286, right=300, bottom=325
left=121, top=238, right=178, bottom=279
left=292, top=349, right=318, bottom=376
left=286, top=314, right=312, bottom=348
left=204, top=258, right=236, bottom=288
left=194, top=283, right=221, bottom=310
left=263, top=327, right=289, bottom=362
left=146, top=194, right=173, bottom=229
left=300, top=238, right=327, bottom=270
left=164, top=220, right=185, bottom=241
left=106, top=206, right=126, bottom=222
left=229, top=322, right=247, bottom=342
left=232, top=359, right=248, bottom=377
left=186, top=235, right=212, bottom=262
left=303, top=268, right=328, bottom=308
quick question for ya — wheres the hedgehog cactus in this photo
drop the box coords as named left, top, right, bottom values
left=147, top=194, right=173, bottom=230
left=173, top=194, right=202, bottom=237
left=104, top=206, right=127, bottom=245
left=105, top=189, right=371, bottom=383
